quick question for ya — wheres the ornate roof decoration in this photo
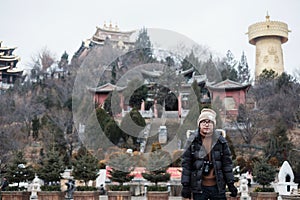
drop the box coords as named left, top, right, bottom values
left=102, top=21, right=120, bottom=32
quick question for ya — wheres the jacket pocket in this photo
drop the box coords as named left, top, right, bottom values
left=216, top=171, right=225, bottom=190
left=191, top=170, right=202, bottom=190
left=214, top=151, right=221, bottom=160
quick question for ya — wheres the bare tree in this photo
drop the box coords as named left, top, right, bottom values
left=39, top=47, right=56, bottom=71
left=14, top=95, right=46, bottom=137
left=236, top=106, right=269, bottom=145
left=252, top=71, right=300, bottom=128
left=29, top=47, right=57, bottom=80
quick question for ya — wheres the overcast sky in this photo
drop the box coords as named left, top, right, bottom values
left=1, top=0, right=299, bottom=77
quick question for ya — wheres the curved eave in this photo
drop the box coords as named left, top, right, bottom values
left=207, top=85, right=251, bottom=91
left=87, top=86, right=126, bottom=93
left=88, top=89, right=110, bottom=93
left=0, top=46, right=17, bottom=51
left=0, top=57, right=19, bottom=61
left=91, top=35, right=134, bottom=45
left=1, top=55, right=18, bottom=58
left=0, top=66, right=10, bottom=70
left=7, top=68, right=24, bottom=73
left=180, top=67, right=194, bottom=75
left=90, top=40, right=105, bottom=45
left=92, top=35, right=106, bottom=42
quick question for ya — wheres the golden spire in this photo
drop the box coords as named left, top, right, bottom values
left=109, top=21, right=113, bottom=30
left=115, top=22, right=119, bottom=31
left=266, top=11, right=270, bottom=22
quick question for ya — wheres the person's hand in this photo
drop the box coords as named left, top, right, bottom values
left=228, top=182, right=238, bottom=197
left=181, top=186, right=191, bottom=199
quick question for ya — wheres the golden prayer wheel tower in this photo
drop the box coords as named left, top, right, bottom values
left=247, top=14, right=290, bottom=77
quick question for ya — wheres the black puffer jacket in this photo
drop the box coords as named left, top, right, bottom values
left=181, top=129, right=235, bottom=194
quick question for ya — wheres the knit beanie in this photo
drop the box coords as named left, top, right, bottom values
left=197, top=108, right=217, bottom=126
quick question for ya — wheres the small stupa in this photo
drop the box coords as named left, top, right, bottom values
left=272, top=161, right=298, bottom=198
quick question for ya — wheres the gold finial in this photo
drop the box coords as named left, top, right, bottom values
left=266, top=11, right=270, bottom=21
left=115, top=22, right=119, bottom=31
left=109, top=21, right=113, bottom=30
left=103, top=21, right=107, bottom=29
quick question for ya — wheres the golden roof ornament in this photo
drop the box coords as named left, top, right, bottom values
left=115, top=23, right=119, bottom=31
left=109, top=21, right=113, bottom=30
left=266, top=12, right=270, bottom=22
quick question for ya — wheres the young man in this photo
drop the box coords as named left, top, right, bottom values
left=181, top=108, right=237, bottom=200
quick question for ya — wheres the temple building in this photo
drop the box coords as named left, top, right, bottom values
left=90, top=65, right=251, bottom=124
left=90, top=22, right=135, bottom=50
left=74, top=22, right=136, bottom=60
left=88, top=83, right=126, bottom=109
left=206, top=79, right=251, bottom=120
left=0, top=41, right=24, bottom=90
left=247, top=14, right=290, bottom=77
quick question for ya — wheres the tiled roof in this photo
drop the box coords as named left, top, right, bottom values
left=89, top=83, right=126, bottom=92
left=207, top=79, right=251, bottom=90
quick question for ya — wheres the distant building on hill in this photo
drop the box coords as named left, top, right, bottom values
left=0, top=41, right=24, bottom=90
left=73, top=22, right=136, bottom=61
left=90, top=22, right=135, bottom=50
left=88, top=82, right=126, bottom=108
